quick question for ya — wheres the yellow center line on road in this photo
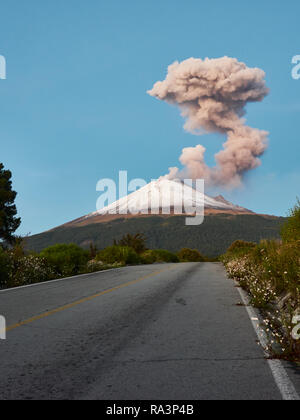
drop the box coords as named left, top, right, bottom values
left=5, top=266, right=173, bottom=334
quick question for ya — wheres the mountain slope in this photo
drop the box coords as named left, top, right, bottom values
left=25, top=179, right=284, bottom=256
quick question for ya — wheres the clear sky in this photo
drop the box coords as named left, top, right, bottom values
left=0, top=0, right=299, bottom=235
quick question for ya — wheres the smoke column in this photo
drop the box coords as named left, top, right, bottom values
left=148, top=57, right=269, bottom=188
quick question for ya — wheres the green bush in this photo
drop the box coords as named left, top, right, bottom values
left=96, top=245, right=141, bottom=265
left=226, top=240, right=256, bottom=257
left=224, top=238, right=300, bottom=299
left=150, top=249, right=179, bottom=263
left=281, top=198, right=300, bottom=243
left=140, top=250, right=157, bottom=265
left=0, top=245, right=56, bottom=289
left=223, top=234, right=300, bottom=359
left=40, top=243, right=89, bottom=277
left=86, top=259, right=124, bottom=273
left=0, top=246, right=11, bottom=287
left=251, top=240, right=300, bottom=296
left=11, top=254, right=56, bottom=288
left=177, top=248, right=205, bottom=262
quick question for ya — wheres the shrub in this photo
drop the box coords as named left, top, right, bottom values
left=224, top=239, right=300, bottom=303
left=281, top=198, right=300, bottom=243
left=140, top=250, right=157, bottom=265
left=226, top=240, right=256, bottom=257
left=0, top=246, right=11, bottom=287
left=150, top=249, right=179, bottom=263
left=96, top=245, right=141, bottom=265
left=86, top=259, right=105, bottom=273
left=251, top=240, right=300, bottom=297
left=223, top=233, right=300, bottom=359
left=0, top=243, right=56, bottom=289
left=177, top=248, right=205, bottom=262
left=10, top=254, right=56, bottom=288
left=40, top=243, right=89, bottom=277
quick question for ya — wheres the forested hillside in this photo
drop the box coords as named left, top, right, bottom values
left=26, top=214, right=285, bottom=257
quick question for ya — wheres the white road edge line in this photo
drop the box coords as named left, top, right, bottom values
left=236, top=283, right=300, bottom=401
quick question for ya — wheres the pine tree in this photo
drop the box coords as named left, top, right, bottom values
left=0, top=163, right=21, bottom=244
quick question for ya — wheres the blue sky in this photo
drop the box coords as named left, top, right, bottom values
left=0, top=0, right=299, bottom=235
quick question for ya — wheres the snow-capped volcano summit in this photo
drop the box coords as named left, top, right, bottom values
left=62, top=179, right=252, bottom=229
left=87, top=179, right=251, bottom=219
left=93, top=179, right=235, bottom=215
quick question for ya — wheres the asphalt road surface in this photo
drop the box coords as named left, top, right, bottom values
left=0, top=263, right=299, bottom=400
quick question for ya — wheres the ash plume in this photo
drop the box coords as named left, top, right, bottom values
left=148, top=57, right=269, bottom=188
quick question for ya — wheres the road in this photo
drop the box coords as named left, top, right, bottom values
left=0, top=262, right=298, bottom=400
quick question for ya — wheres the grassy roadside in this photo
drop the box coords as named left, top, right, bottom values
left=222, top=200, right=300, bottom=361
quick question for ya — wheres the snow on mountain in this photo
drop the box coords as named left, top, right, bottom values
left=213, top=195, right=252, bottom=212
left=85, top=179, right=251, bottom=220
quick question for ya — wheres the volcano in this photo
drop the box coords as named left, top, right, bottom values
left=26, top=179, right=283, bottom=256
left=64, top=179, right=253, bottom=229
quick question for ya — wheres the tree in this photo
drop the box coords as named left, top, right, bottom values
left=89, top=242, right=98, bottom=259
left=0, top=163, right=21, bottom=244
left=114, top=233, right=147, bottom=254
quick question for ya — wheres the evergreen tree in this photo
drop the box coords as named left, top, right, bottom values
left=0, top=163, right=21, bottom=244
